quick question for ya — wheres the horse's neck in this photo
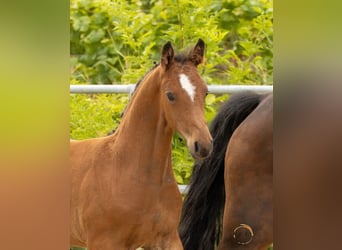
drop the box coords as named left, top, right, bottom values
left=110, top=68, right=174, bottom=179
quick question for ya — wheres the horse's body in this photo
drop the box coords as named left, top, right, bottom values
left=70, top=39, right=213, bottom=249
left=179, top=91, right=273, bottom=250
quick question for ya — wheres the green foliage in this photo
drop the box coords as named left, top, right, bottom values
left=70, top=93, right=128, bottom=139
left=70, top=0, right=273, bottom=85
left=70, top=0, right=273, bottom=185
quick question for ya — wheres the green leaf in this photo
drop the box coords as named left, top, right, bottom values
left=85, top=29, right=105, bottom=44
left=72, top=16, right=90, bottom=32
left=205, top=93, right=216, bottom=105
left=175, top=174, right=183, bottom=184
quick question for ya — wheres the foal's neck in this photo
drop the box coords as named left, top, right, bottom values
left=111, top=66, right=174, bottom=176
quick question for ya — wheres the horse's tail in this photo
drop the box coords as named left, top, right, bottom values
left=179, top=91, right=264, bottom=250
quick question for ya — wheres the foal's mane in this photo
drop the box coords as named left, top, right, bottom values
left=106, top=62, right=159, bottom=135
left=123, top=62, right=159, bottom=114
left=107, top=46, right=198, bottom=136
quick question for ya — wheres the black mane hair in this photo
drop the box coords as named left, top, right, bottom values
left=179, top=91, right=265, bottom=250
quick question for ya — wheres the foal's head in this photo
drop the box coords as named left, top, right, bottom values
left=159, top=39, right=212, bottom=159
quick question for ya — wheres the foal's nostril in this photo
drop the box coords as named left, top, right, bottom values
left=194, top=141, right=199, bottom=153
left=193, top=141, right=212, bottom=158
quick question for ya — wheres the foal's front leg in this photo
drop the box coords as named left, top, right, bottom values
left=144, top=231, right=183, bottom=250
left=87, top=231, right=131, bottom=250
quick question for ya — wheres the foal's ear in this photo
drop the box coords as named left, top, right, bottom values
left=161, top=41, right=174, bottom=69
left=191, top=38, right=205, bottom=66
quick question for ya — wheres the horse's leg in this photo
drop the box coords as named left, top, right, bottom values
left=218, top=222, right=272, bottom=249
left=218, top=241, right=270, bottom=250
left=144, top=231, right=183, bottom=250
left=218, top=177, right=272, bottom=250
left=87, top=231, right=129, bottom=250
left=165, top=231, right=184, bottom=250
left=162, top=230, right=183, bottom=250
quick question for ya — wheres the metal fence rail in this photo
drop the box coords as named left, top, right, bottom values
left=70, top=84, right=273, bottom=94
left=70, top=84, right=273, bottom=194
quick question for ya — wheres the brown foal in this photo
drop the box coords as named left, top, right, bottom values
left=70, top=39, right=212, bottom=249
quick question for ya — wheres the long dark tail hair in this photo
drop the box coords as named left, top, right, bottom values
left=179, top=91, right=265, bottom=250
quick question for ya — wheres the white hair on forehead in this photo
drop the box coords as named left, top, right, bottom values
left=179, top=73, right=196, bottom=102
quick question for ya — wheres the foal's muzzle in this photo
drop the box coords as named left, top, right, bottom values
left=192, top=140, right=213, bottom=159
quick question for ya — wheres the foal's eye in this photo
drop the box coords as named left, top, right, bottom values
left=166, top=92, right=176, bottom=102
left=205, top=91, right=209, bottom=96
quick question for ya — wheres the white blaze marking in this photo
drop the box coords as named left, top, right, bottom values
left=179, top=74, right=196, bottom=102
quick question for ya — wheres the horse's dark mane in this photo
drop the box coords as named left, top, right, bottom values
left=179, top=91, right=265, bottom=250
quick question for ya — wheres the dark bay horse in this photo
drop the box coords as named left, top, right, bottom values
left=70, top=39, right=213, bottom=249
left=179, top=91, right=273, bottom=250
